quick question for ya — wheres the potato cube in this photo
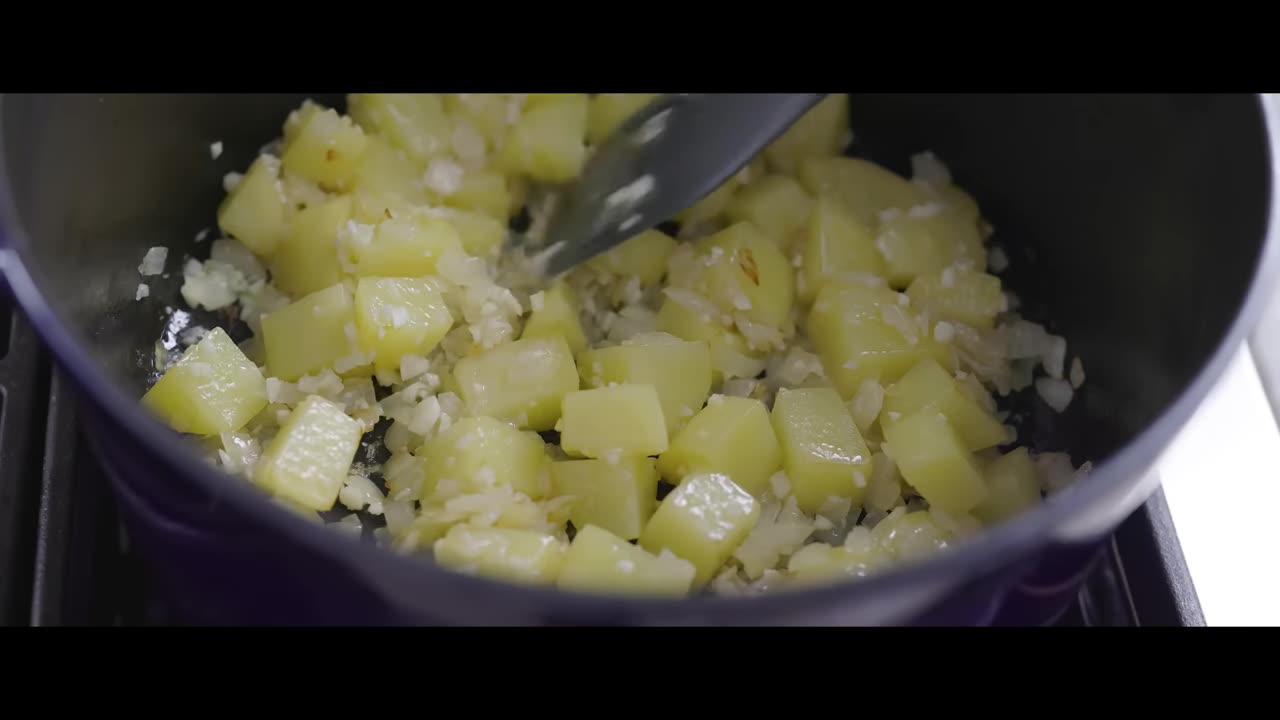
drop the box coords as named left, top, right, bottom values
left=261, top=283, right=358, bottom=381
left=270, top=194, right=350, bottom=298
left=442, top=168, right=510, bottom=221
left=764, top=94, right=850, bottom=174
left=801, top=197, right=888, bottom=303
left=281, top=107, right=368, bottom=192
left=521, top=282, right=588, bottom=354
left=442, top=209, right=507, bottom=259
left=586, top=229, right=676, bottom=287
left=587, top=93, right=660, bottom=145
left=254, top=395, right=364, bottom=512
left=351, top=215, right=462, bottom=279
left=551, top=457, right=659, bottom=540
left=283, top=100, right=324, bottom=149
left=217, top=154, right=289, bottom=258
left=443, top=93, right=509, bottom=150
left=354, top=277, right=454, bottom=374
left=973, top=447, right=1041, bottom=524
left=433, top=526, right=566, bottom=586
left=870, top=509, right=953, bottom=562
left=798, top=156, right=927, bottom=226
left=142, top=327, right=267, bottom=436
left=579, top=334, right=712, bottom=434
left=638, top=473, right=759, bottom=585
left=560, top=384, right=668, bottom=460
left=421, top=416, right=551, bottom=500
left=558, top=524, right=695, bottom=596
left=881, top=359, right=1007, bottom=451
left=771, top=388, right=873, bottom=514
left=906, top=267, right=1005, bottom=330
left=656, top=396, right=780, bottom=496
left=786, top=540, right=886, bottom=585
left=875, top=210, right=985, bottom=288
left=499, top=94, right=589, bottom=183
left=454, top=336, right=580, bottom=432
left=726, top=175, right=814, bottom=246
left=656, top=297, right=766, bottom=384
left=881, top=410, right=987, bottom=515
left=685, top=222, right=795, bottom=330
left=348, top=93, right=451, bottom=166
left=354, top=136, right=429, bottom=203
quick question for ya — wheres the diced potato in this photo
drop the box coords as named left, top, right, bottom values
left=638, top=473, right=759, bottom=585
left=442, top=168, right=510, bottom=221
left=684, top=222, right=795, bottom=330
left=881, top=410, right=987, bottom=515
left=283, top=100, right=325, bottom=149
left=217, top=154, right=289, bottom=258
left=973, top=447, right=1040, bottom=524
left=807, top=280, right=955, bottom=397
left=353, top=136, right=429, bottom=205
left=261, top=283, right=358, bottom=381
left=726, top=175, right=814, bottom=247
left=443, top=93, right=508, bottom=150
left=499, top=94, right=589, bottom=183
left=579, top=334, right=712, bottom=434
left=764, top=94, right=850, bottom=174
left=656, top=396, right=779, bottom=497
left=551, top=457, right=658, bottom=540
left=871, top=510, right=952, bottom=563
left=433, top=526, right=566, bottom=586
left=454, top=336, right=580, bottom=432
left=560, top=384, right=668, bottom=460
left=354, top=277, right=454, bottom=374
left=348, top=93, right=451, bottom=166
left=587, top=93, right=660, bottom=145
left=798, top=156, right=927, bottom=226
left=270, top=194, right=350, bottom=298
left=875, top=210, right=985, bottom=288
left=786, top=540, right=885, bottom=585
left=906, top=267, right=1005, bottom=330
left=254, top=395, right=363, bottom=512
left=142, top=327, right=267, bottom=436
left=521, top=282, right=588, bottom=355
left=442, top=209, right=507, bottom=259
left=771, top=388, right=872, bottom=514
left=353, top=215, right=462, bottom=278
left=881, top=359, right=1007, bottom=451
left=586, top=229, right=676, bottom=287
left=656, top=297, right=766, bottom=384
left=420, top=416, right=552, bottom=500
left=280, top=107, right=368, bottom=192
left=801, top=197, right=888, bottom=303
left=558, top=524, right=695, bottom=596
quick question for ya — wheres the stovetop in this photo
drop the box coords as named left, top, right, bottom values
left=0, top=299, right=1206, bottom=627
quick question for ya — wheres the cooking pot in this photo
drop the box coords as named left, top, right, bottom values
left=1, top=93, right=1276, bottom=626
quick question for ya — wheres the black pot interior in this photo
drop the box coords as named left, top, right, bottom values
left=1, top=92, right=1271, bottom=483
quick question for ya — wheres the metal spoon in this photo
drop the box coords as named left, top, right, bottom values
left=530, top=93, right=826, bottom=276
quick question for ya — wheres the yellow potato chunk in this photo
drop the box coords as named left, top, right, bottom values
left=217, top=154, right=289, bottom=258
left=881, top=359, right=1007, bottom=451
left=421, top=416, right=552, bottom=500
left=906, top=267, right=1005, bottom=330
left=764, top=94, right=850, bottom=174
left=551, top=457, right=659, bottom=540
left=521, top=282, right=588, bottom=355
left=352, top=136, right=429, bottom=210
left=587, top=93, right=660, bottom=145
left=281, top=107, right=368, bottom=193
left=434, top=526, right=566, bottom=586
left=283, top=100, right=324, bottom=149
left=973, top=447, right=1041, bottom=524
left=876, top=210, right=985, bottom=288
left=261, top=283, right=358, bottom=381
left=560, top=384, right=668, bottom=460
left=881, top=410, right=987, bottom=515
left=442, top=209, right=507, bottom=259
left=726, top=175, right=814, bottom=246
left=586, top=229, right=676, bottom=287
left=579, top=333, right=712, bottom=435
left=685, top=222, right=795, bottom=330
left=656, top=297, right=766, bottom=384
left=500, top=94, right=589, bottom=183
left=254, top=395, right=363, bottom=512
left=353, top=215, right=463, bottom=278
left=871, top=510, right=953, bottom=563
left=348, top=93, right=451, bottom=166
left=142, top=327, right=267, bottom=436
left=354, top=277, right=454, bottom=375
left=798, top=156, right=927, bottom=226
left=656, top=396, right=780, bottom=497
left=786, top=539, right=887, bottom=585
left=443, top=93, right=508, bottom=150
left=638, top=473, right=759, bottom=586
left=558, top=524, right=695, bottom=596
left=442, top=168, right=510, bottom=221
left=269, top=194, right=350, bottom=298
left=454, top=336, right=580, bottom=432
left=801, top=197, right=888, bottom=303
left=771, top=388, right=873, bottom=514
